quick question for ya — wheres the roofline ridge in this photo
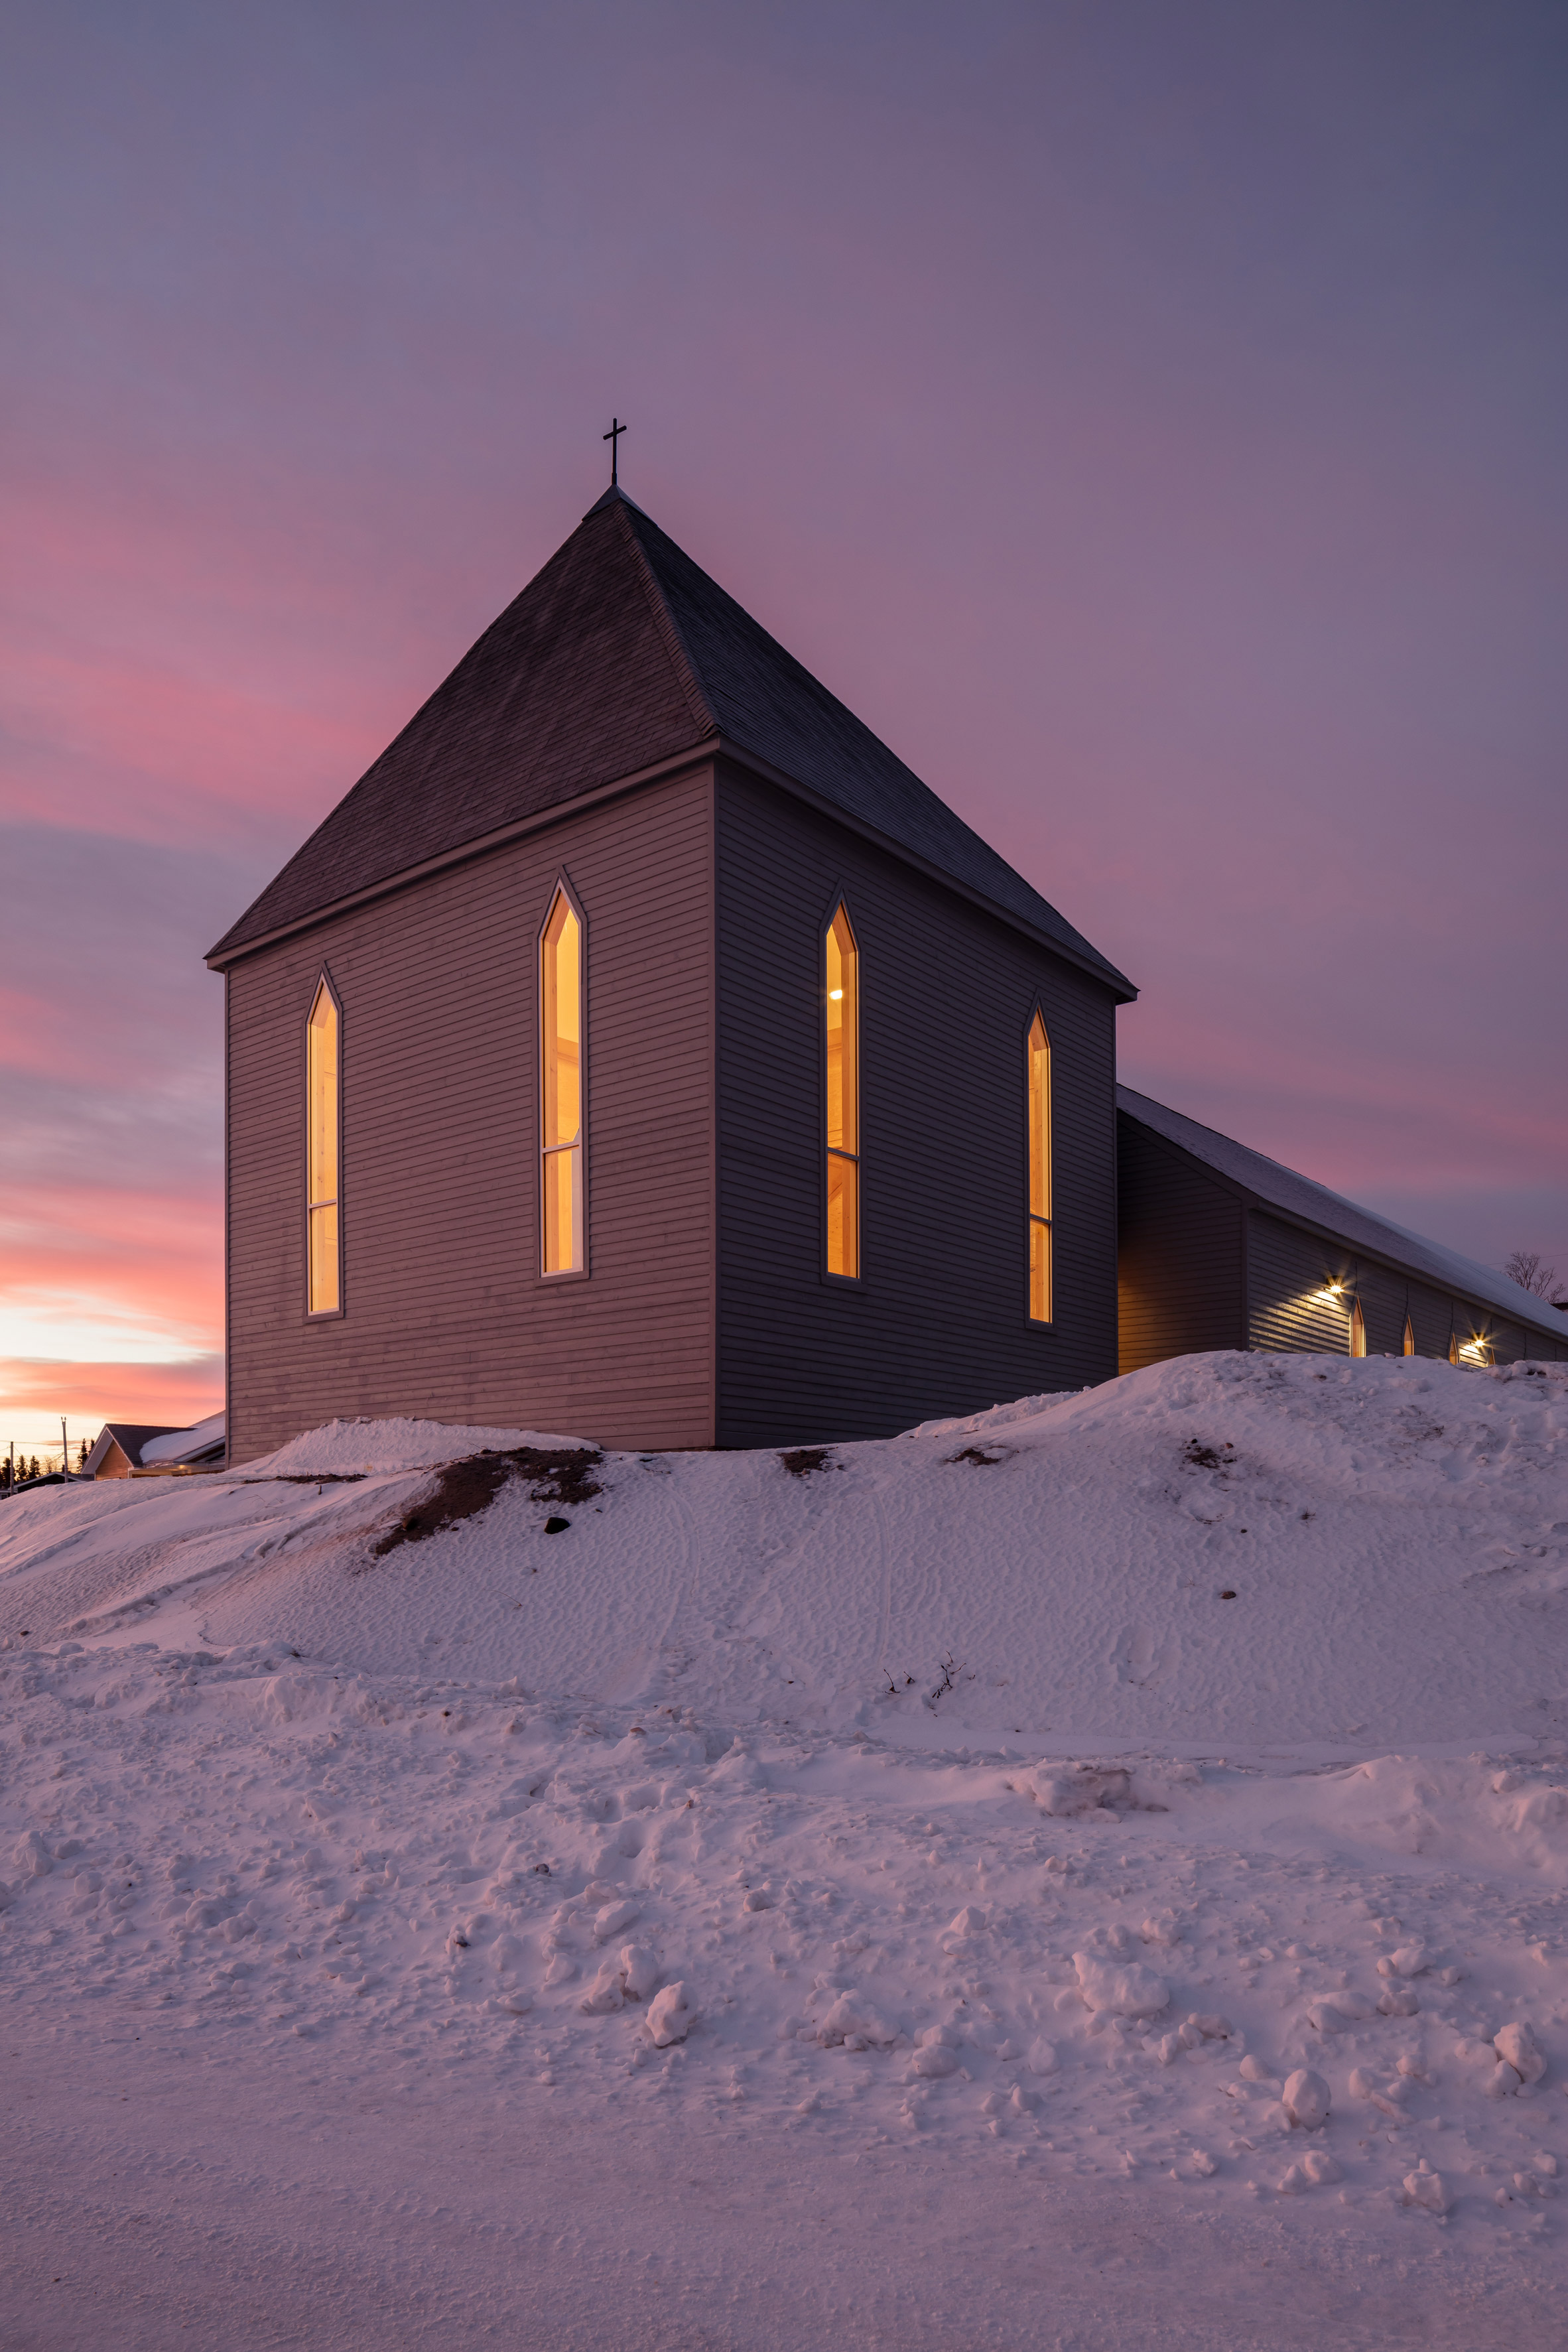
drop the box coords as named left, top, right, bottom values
left=715, top=736, right=1136, bottom=1000
left=609, top=501, right=715, bottom=738
left=1117, top=1086, right=1565, bottom=1339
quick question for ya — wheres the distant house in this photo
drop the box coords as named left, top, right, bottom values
left=1117, top=1089, right=1568, bottom=1372
left=206, top=488, right=1135, bottom=1461
left=85, top=1413, right=228, bottom=1478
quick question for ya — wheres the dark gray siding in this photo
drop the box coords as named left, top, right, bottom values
left=1407, top=1279, right=1456, bottom=1361
left=1244, top=1212, right=1563, bottom=1366
left=712, top=763, right=1120, bottom=1445
left=1113, top=1105, right=1568, bottom=1374
left=226, top=767, right=716, bottom=1463
left=1347, top=1256, right=1417, bottom=1357
left=1116, top=1115, right=1244, bottom=1373
left=1248, top=1214, right=1366, bottom=1355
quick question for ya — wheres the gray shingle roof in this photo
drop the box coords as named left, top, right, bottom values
left=208, top=490, right=1133, bottom=995
left=1118, top=1084, right=1568, bottom=1345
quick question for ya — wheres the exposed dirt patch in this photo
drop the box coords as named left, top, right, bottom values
left=945, top=1445, right=1012, bottom=1467
left=1183, top=1439, right=1235, bottom=1471
left=779, top=1447, right=833, bottom=1478
left=262, top=1472, right=367, bottom=1486
left=371, top=1445, right=603, bottom=1557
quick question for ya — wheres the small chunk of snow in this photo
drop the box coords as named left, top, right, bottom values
left=1494, top=2021, right=1546, bottom=2085
left=1072, top=1953, right=1169, bottom=2017
left=646, top=1981, right=694, bottom=2047
left=1281, top=2069, right=1331, bottom=2130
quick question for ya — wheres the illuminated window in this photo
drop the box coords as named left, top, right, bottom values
left=1402, top=1316, right=1415, bottom=1356
left=1349, top=1298, right=1366, bottom=1357
left=1027, top=1011, right=1052, bottom=1323
left=1448, top=1333, right=1459, bottom=1365
left=306, top=977, right=340, bottom=1315
left=825, top=904, right=859, bottom=1277
left=541, top=887, right=584, bottom=1274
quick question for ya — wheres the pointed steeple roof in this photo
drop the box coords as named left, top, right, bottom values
left=208, top=490, right=1133, bottom=996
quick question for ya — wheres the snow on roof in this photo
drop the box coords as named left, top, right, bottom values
left=138, top=1412, right=226, bottom=1467
left=84, top=1423, right=181, bottom=1472
left=1118, top=1085, right=1566, bottom=1342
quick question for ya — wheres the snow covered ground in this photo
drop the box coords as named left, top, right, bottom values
left=3, top=1350, right=1567, bottom=2349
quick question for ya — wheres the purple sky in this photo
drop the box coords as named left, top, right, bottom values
left=3, top=1, right=1565, bottom=1447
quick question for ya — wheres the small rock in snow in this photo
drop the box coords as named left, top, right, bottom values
left=1281, top=2069, right=1331, bottom=2130
left=1494, top=2021, right=1547, bottom=2086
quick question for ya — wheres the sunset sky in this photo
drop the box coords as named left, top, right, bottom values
left=3, top=1, right=1565, bottom=1457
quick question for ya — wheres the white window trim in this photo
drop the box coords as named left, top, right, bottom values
left=538, top=875, right=588, bottom=1281
left=304, top=969, right=344, bottom=1321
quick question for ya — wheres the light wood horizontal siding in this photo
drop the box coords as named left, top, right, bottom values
left=226, top=768, right=715, bottom=1463
left=713, top=764, right=1120, bottom=1445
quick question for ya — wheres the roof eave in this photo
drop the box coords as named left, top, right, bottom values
left=204, top=739, right=723, bottom=969
left=1117, top=1096, right=1566, bottom=1346
left=714, top=737, right=1138, bottom=1002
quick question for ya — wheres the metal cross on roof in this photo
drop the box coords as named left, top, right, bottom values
left=603, top=416, right=627, bottom=488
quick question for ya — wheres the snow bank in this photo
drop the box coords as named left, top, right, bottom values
left=4, top=1349, right=1568, bottom=2306
left=240, top=1416, right=598, bottom=1477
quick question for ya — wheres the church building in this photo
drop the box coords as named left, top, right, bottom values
left=208, top=484, right=1136, bottom=1461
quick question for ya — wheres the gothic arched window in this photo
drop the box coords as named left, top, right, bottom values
left=1350, top=1298, right=1366, bottom=1356
left=541, top=885, right=585, bottom=1275
left=306, top=976, right=341, bottom=1316
left=1027, top=1012, right=1052, bottom=1323
left=1402, top=1315, right=1415, bottom=1356
left=825, top=904, right=859, bottom=1278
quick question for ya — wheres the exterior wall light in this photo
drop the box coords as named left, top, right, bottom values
left=1312, top=1281, right=1344, bottom=1303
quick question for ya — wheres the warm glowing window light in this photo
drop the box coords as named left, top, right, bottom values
left=825, top=905, right=859, bottom=1277
left=1458, top=1335, right=1489, bottom=1364
left=1349, top=1297, right=1366, bottom=1357
left=306, top=978, right=340, bottom=1315
left=1403, top=1316, right=1415, bottom=1357
left=1027, top=1012, right=1052, bottom=1323
left=541, top=889, right=584, bottom=1274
